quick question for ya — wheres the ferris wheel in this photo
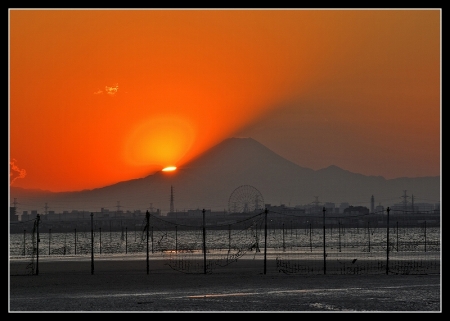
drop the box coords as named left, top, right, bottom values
left=228, top=185, right=264, bottom=213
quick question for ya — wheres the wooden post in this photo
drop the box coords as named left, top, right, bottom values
left=264, top=208, right=268, bottom=275
left=146, top=210, right=149, bottom=275
left=91, top=213, right=94, bottom=275
left=386, top=207, right=390, bottom=275
left=202, top=209, right=206, bottom=274
left=36, top=214, right=40, bottom=275
left=49, top=228, right=51, bottom=255
left=74, top=228, right=77, bottom=255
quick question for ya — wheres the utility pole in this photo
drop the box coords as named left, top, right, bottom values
left=170, top=186, right=174, bottom=213
left=116, top=201, right=122, bottom=218
left=13, top=198, right=19, bottom=221
left=400, top=190, right=409, bottom=213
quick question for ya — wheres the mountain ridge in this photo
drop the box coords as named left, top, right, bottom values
left=10, top=137, right=440, bottom=213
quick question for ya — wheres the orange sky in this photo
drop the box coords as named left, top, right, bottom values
left=9, top=9, right=441, bottom=192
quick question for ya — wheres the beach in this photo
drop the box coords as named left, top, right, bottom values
left=9, top=255, right=441, bottom=312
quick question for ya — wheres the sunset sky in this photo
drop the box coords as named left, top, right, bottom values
left=9, top=9, right=441, bottom=193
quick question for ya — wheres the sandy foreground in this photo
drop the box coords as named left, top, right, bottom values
left=9, top=255, right=441, bottom=313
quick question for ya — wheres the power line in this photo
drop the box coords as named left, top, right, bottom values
left=400, top=190, right=410, bottom=212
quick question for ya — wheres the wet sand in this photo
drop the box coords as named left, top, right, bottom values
left=9, top=256, right=441, bottom=312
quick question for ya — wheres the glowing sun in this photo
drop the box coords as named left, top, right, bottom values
left=162, top=166, right=177, bottom=172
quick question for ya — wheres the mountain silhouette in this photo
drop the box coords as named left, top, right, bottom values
left=10, top=137, right=440, bottom=214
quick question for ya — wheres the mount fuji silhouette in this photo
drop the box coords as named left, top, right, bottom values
left=10, top=137, right=440, bottom=214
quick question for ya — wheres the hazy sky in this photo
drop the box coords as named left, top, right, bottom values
left=9, top=9, right=441, bottom=192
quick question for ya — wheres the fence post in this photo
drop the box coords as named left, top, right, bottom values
left=23, top=229, right=26, bottom=256
left=424, top=221, right=427, bottom=252
left=386, top=207, right=390, bottom=275
left=202, top=209, right=206, bottom=274
left=323, top=207, right=326, bottom=275
left=309, top=223, right=312, bottom=252
left=74, top=228, right=77, bottom=255
left=228, top=224, right=231, bottom=252
left=49, top=228, right=51, bottom=255
left=338, top=221, right=341, bottom=252
left=36, top=214, right=40, bottom=275
left=264, top=208, right=268, bottom=275
left=91, top=212, right=94, bottom=275
left=146, top=210, right=149, bottom=275
left=396, top=222, right=398, bottom=252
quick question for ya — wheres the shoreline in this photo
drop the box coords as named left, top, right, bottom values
left=9, top=255, right=441, bottom=312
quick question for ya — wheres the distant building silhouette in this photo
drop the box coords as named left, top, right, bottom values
left=10, top=207, right=18, bottom=222
left=343, top=206, right=370, bottom=215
